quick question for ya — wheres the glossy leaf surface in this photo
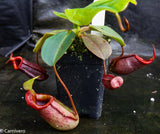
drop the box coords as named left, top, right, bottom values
left=64, top=8, right=99, bottom=26
left=33, top=29, right=67, bottom=53
left=82, top=34, right=112, bottom=60
left=41, top=31, right=75, bottom=66
left=53, top=11, right=68, bottom=20
left=86, top=0, right=137, bottom=13
left=57, top=0, right=137, bottom=25
left=23, top=76, right=39, bottom=91
left=90, top=25, right=125, bottom=46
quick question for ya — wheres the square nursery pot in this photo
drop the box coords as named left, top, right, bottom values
left=56, top=52, right=106, bottom=119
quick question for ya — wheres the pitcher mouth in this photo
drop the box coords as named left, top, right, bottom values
left=12, top=57, right=22, bottom=69
left=36, top=100, right=49, bottom=106
left=5, top=53, right=23, bottom=70
left=25, top=90, right=54, bottom=110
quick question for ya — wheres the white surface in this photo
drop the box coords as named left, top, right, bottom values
left=91, top=0, right=105, bottom=35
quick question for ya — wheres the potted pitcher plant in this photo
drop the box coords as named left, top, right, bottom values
left=6, top=0, right=156, bottom=131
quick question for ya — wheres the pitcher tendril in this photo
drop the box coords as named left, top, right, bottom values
left=110, top=46, right=124, bottom=68
left=53, top=65, right=78, bottom=116
left=115, top=13, right=130, bottom=32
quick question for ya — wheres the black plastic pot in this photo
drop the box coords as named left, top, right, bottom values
left=56, top=52, right=106, bottom=119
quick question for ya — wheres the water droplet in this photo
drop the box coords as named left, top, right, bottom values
left=150, top=97, right=155, bottom=102
left=20, top=87, right=23, bottom=90
left=104, top=123, right=106, bottom=126
left=33, top=120, right=36, bottom=123
left=21, top=96, right=24, bottom=99
left=96, top=88, right=99, bottom=91
left=56, top=125, right=59, bottom=128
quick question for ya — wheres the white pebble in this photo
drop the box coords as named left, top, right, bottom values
left=133, top=110, right=136, bottom=114
left=150, top=97, right=155, bottom=102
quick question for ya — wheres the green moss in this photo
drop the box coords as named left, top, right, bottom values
left=67, top=37, right=89, bottom=56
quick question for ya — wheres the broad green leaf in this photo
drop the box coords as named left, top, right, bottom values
left=53, top=11, right=68, bottom=20
left=82, top=34, right=112, bottom=60
left=64, top=0, right=137, bottom=26
left=33, top=33, right=54, bottom=53
left=41, top=31, right=75, bottom=66
left=86, top=0, right=137, bottom=13
left=33, top=29, right=67, bottom=53
left=23, top=76, right=39, bottom=91
left=65, top=8, right=100, bottom=26
left=90, top=25, right=125, bottom=46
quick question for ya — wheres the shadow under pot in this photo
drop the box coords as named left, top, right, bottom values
left=56, top=52, right=106, bottom=119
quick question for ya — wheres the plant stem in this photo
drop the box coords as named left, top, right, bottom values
left=103, top=60, right=107, bottom=75
left=110, top=46, right=124, bottom=68
left=53, top=65, right=78, bottom=116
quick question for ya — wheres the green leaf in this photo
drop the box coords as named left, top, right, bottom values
left=86, top=0, right=137, bottom=13
left=64, top=0, right=137, bottom=26
left=130, top=0, right=137, bottom=5
left=23, top=76, right=39, bottom=91
left=49, top=29, right=67, bottom=34
left=90, top=25, right=125, bottom=46
left=82, top=34, right=112, bottom=60
left=65, top=8, right=100, bottom=26
left=53, top=11, right=68, bottom=20
left=33, top=30, right=67, bottom=53
left=33, top=33, right=54, bottom=53
left=41, top=31, right=75, bottom=66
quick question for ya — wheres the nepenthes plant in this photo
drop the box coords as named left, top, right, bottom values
left=6, top=0, right=156, bottom=131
